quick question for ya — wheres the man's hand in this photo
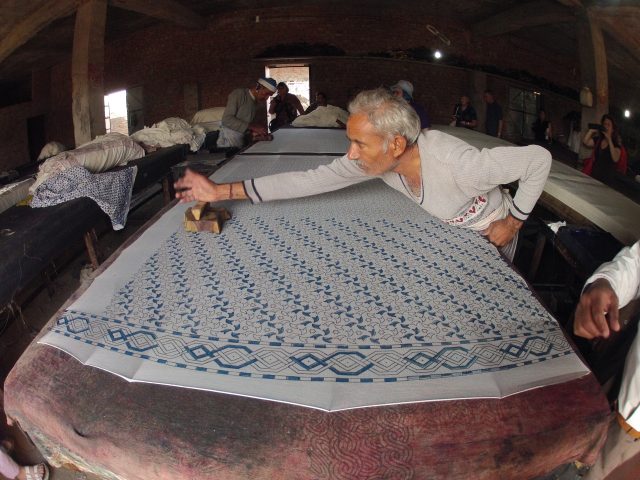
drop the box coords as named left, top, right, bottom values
left=574, top=278, right=620, bottom=339
left=483, top=215, right=522, bottom=247
left=248, top=124, right=267, bottom=136
left=174, top=169, right=222, bottom=203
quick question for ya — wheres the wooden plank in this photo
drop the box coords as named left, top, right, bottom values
left=108, top=0, right=205, bottom=29
left=72, top=0, right=107, bottom=146
left=0, top=0, right=78, bottom=65
left=472, top=1, right=575, bottom=37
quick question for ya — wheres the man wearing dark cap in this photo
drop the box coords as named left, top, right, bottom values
left=217, top=77, right=277, bottom=148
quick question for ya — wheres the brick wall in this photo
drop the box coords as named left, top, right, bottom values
left=3, top=5, right=582, bottom=171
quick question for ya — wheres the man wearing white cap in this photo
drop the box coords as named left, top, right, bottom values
left=217, top=77, right=278, bottom=148
left=391, top=80, right=431, bottom=129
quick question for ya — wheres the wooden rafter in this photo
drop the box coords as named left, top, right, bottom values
left=0, top=0, right=78, bottom=65
left=108, top=0, right=205, bottom=29
left=590, top=6, right=640, bottom=65
left=472, top=1, right=575, bottom=37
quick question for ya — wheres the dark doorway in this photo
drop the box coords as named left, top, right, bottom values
left=27, top=115, right=46, bottom=163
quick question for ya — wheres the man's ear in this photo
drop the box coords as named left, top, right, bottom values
left=391, top=135, right=407, bottom=157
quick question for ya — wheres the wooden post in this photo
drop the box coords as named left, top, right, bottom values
left=577, top=12, right=609, bottom=161
left=72, top=0, right=107, bottom=147
left=588, top=10, right=609, bottom=120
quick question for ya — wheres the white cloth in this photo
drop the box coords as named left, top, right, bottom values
left=30, top=133, right=144, bottom=193
left=586, top=241, right=640, bottom=430
left=131, top=118, right=205, bottom=152
left=292, top=105, right=349, bottom=128
left=216, top=125, right=245, bottom=148
left=37, top=141, right=67, bottom=160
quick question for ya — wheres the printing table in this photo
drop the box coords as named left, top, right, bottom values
left=4, top=128, right=611, bottom=480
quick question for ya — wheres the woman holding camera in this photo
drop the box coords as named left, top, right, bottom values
left=582, top=114, right=627, bottom=183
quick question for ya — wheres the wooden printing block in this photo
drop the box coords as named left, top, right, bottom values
left=184, top=204, right=231, bottom=233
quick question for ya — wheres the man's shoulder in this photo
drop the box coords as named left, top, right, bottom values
left=230, top=88, right=248, bottom=98
left=421, top=130, right=473, bottom=162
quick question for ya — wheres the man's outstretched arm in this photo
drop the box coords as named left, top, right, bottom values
left=174, top=169, right=247, bottom=203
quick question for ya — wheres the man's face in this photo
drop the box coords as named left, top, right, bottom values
left=484, top=93, right=493, bottom=104
left=346, top=113, right=400, bottom=175
left=256, top=88, right=273, bottom=101
left=460, top=96, right=470, bottom=107
left=317, top=93, right=327, bottom=106
left=276, top=86, right=287, bottom=98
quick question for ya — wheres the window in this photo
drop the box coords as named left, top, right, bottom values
left=508, top=88, right=540, bottom=140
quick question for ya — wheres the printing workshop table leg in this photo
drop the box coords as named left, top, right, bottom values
left=83, top=229, right=100, bottom=270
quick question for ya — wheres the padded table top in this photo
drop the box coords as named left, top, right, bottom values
left=4, top=130, right=611, bottom=479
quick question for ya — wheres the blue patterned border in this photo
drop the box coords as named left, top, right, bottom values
left=51, top=310, right=572, bottom=382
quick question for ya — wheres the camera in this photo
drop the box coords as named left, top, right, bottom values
left=588, top=123, right=605, bottom=132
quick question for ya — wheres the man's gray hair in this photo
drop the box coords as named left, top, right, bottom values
left=348, top=88, right=421, bottom=146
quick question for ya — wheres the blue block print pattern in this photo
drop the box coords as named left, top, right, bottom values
left=50, top=209, right=572, bottom=383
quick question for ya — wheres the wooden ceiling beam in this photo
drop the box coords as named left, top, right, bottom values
left=108, top=0, right=205, bottom=29
left=0, top=0, right=79, bottom=65
left=589, top=6, right=640, bottom=65
left=472, top=1, right=575, bottom=37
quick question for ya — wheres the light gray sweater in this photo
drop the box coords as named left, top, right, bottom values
left=243, top=130, right=551, bottom=227
left=221, top=88, right=256, bottom=133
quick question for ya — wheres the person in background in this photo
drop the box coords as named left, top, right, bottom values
left=574, top=241, right=640, bottom=479
left=175, top=88, right=551, bottom=261
left=390, top=80, right=431, bottom=129
left=483, top=90, right=503, bottom=138
left=268, top=82, right=305, bottom=132
left=531, top=109, right=552, bottom=145
left=304, top=92, right=328, bottom=114
left=582, top=114, right=627, bottom=184
left=217, top=77, right=277, bottom=148
left=452, top=95, right=477, bottom=129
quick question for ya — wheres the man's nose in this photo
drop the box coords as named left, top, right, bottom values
left=347, top=143, right=359, bottom=160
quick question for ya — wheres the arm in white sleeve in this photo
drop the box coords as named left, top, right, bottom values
left=453, top=144, right=552, bottom=221
left=243, top=155, right=371, bottom=203
left=585, top=241, right=640, bottom=308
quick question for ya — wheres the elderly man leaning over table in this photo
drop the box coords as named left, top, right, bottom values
left=176, top=88, right=551, bottom=261
left=574, top=241, right=640, bottom=480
